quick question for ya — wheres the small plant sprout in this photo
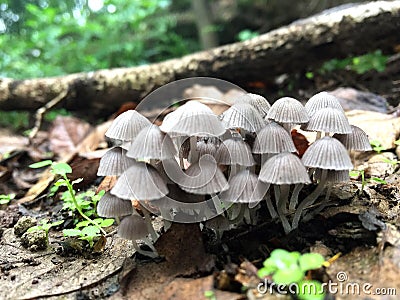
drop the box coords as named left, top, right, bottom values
left=27, top=219, right=64, bottom=246
left=258, top=249, right=325, bottom=300
left=0, top=193, right=16, bottom=205
left=29, top=160, right=107, bottom=236
left=370, top=140, right=385, bottom=153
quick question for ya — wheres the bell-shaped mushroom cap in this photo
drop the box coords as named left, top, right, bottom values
left=313, top=169, right=350, bottom=183
left=178, top=154, right=229, bottom=195
left=253, top=122, right=297, bottom=154
left=305, top=91, right=344, bottom=116
left=97, top=147, right=136, bottom=176
left=159, top=101, right=225, bottom=137
left=111, top=161, right=168, bottom=200
left=302, top=136, right=353, bottom=170
left=117, top=214, right=149, bottom=240
left=303, top=107, right=352, bottom=134
left=220, top=102, right=266, bottom=132
left=126, top=124, right=177, bottom=160
left=259, top=152, right=311, bottom=185
left=266, top=97, right=309, bottom=124
left=333, top=125, right=372, bottom=151
left=220, top=169, right=267, bottom=203
left=105, top=110, right=151, bottom=142
left=215, top=137, right=255, bottom=166
left=97, top=192, right=133, bottom=217
left=235, top=93, right=271, bottom=117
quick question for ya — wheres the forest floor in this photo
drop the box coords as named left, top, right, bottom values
left=0, top=64, right=400, bottom=300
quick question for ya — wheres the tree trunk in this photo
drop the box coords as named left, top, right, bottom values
left=0, top=1, right=399, bottom=117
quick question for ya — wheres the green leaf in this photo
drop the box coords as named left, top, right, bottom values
left=272, top=267, right=304, bottom=285
left=299, top=253, right=325, bottom=272
left=29, top=160, right=53, bottom=168
left=81, top=225, right=100, bottom=237
left=76, top=220, right=90, bottom=228
left=63, top=229, right=83, bottom=237
left=370, top=177, right=387, bottom=184
left=297, top=280, right=325, bottom=300
left=349, top=170, right=360, bottom=177
left=51, top=162, right=72, bottom=175
left=100, top=218, right=114, bottom=227
left=27, top=226, right=42, bottom=233
left=257, top=267, right=274, bottom=278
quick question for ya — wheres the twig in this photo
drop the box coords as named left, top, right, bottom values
left=29, top=87, right=69, bottom=141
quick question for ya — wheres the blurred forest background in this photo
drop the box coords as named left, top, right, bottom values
left=1, top=0, right=369, bottom=80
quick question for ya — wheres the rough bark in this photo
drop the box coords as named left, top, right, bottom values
left=0, top=1, right=399, bottom=117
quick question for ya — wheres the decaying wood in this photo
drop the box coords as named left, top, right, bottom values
left=0, top=1, right=399, bottom=116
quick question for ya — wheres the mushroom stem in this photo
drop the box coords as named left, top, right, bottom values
left=228, top=203, right=246, bottom=224
left=316, top=131, right=322, bottom=140
left=230, top=164, right=238, bottom=177
left=277, top=184, right=292, bottom=234
left=303, top=182, right=332, bottom=222
left=292, top=169, right=328, bottom=229
left=211, top=193, right=225, bottom=215
left=189, top=136, right=199, bottom=163
left=289, top=183, right=304, bottom=211
left=132, top=240, right=158, bottom=258
left=265, top=192, right=278, bottom=219
left=140, top=205, right=159, bottom=241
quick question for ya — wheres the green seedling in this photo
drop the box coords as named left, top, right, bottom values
left=350, top=169, right=367, bottom=192
left=27, top=219, right=64, bottom=245
left=204, top=290, right=217, bottom=300
left=63, top=218, right=114, bottom=247
left=381, top=157, right=400, bottom=166
left=370, top=177, right=387, bottom=185
left=394, top=139, right=400, bottom=146
left=0, top=193, right=16, bottom=205
left=370, top=140, right=385, bottom=153
left=29, top=160, right=106, bottom=235
left=258, top=249, right=325, bottom=300
left=61, top=189, right=105, bottom=219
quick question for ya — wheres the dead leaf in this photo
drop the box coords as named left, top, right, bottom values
left=49, top=116, right=92, bottom=157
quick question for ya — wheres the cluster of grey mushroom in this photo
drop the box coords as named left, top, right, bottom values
left=96, top=91, right=372, bottom=257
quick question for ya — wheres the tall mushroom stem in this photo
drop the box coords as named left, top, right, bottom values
left=211, top=193, right=225, bottom=215
left=265, top=192, right=278, bottom=219
left=289, top=183, right=304, bottom=211
left=292, top=169, right=328, bottom=229
left=303, top=182, right=332, bottom=222
left=140, top=204, right=159, bottom=241
left=189, top=136, right=199, bottom=163
left=277, top=184, right=291, bottom=234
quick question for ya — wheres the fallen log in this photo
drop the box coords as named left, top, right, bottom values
left=0, top=1, right=399, bottom=116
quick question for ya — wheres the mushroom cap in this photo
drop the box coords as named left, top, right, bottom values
left=305, top=91, right=344, bottom=116
left=266, top=97, right=309, bottom=124
left=220, top=102, right=266, bottom=132
left=159, top=101, right=225, bottom=136
left=204, top=215, right=231, bottom=231
left=117, top=214, right=149, bottom=240
left=333, top=125, right=372, bottom=151
left=97, top=147, right=136, bottom=176
left=220, top=169, right=267, bottom=203
left=215, top=137, right=255, bottom=166
left=196, top=138, right=219, bottom=158
left=178, top=154, right=229, bottom=195
left=97, top=192, right=133, bottom=217
left=126, top=124, right=177, bottom=160
left=235, top=93, right=271, bottom=117
left=259, top=152, right=311, bottom=185
left=313, top=169, right=350, bottom=183
left=111, top=161, right=168, bottom=200
left=303, top=107, right=352, bottom=134
left=253, top=122, right=297, bottom=154
left=105, top=110, right=151, bottom=142
left=301, top=136, right=353, bottom=170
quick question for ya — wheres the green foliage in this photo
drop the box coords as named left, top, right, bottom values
left=204, top=290, right=217, bottom=300
left=369, top=140, right=385, bottom=153
left=258, top=249, right=325, bottom=300
left=44, top=108, right=71, bottom=122
left=27, top=219, right=64, bottom=245
left=0, top=193, right=16, bottom=205
left=63, top=218, right=114, bottom=247
left=0, top=0, right=193, bottom=79
left=321, top=50, right=388, bottom=75
left=61, top=189, right=105, bottom=219
left=30, top=160, right=107, bottom=236
left=0, top=111, right=30, bottom=131
left=237, top=29, right=259, bottom=41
